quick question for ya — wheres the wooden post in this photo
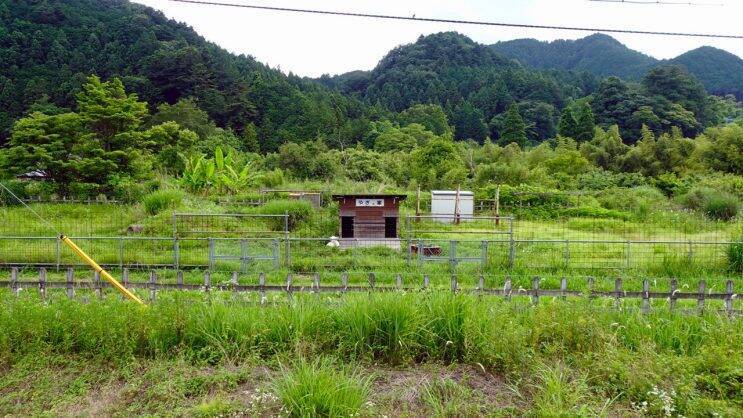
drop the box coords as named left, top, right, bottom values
left=66, top=267, right=75, bottom=299
left=395, top=274, right=402, bottom=289
left=94, top=270, right=101, bottom=299
left=560, top=277, right=567, bottom=301
left=312, top=273, right=320, bottom=294
left=642, top=279, right=650, bottom=314
left=697, top=280, right=706, bottom=314
left=450, top=275, right=457, bottom=293
left=258, top=272, right=266, bottom=305
left=725, top=280, right=733, bottom=315
left=231, top=271, right=239, bottom=293
left=149, top=271, right=157, bottom=303
left=587, top=277, right=594, bottom=299
left=669, top=279, right=677, bottom=312
left=11, top=267, right=18, bottom=298
left=614, top=278, right=623, bottom=309
left=504, top=276, right=512, bottom=301
left=368, top=272, right=376, bottom=289
left=204, top=271, right=211, bottom=293
left=39, top=268, right=46, bottom=302
left=285, top=273, right=293, bottom=300
left=423, top=274, right=430, bottom=289
left=415, top=186, right=421, bottom=218
left=531, top=276, right=540, bottom=305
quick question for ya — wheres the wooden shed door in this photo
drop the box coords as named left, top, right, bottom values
left=341, top=216, right=354, bottom=238
left=384, top=217, right=397, bottom=238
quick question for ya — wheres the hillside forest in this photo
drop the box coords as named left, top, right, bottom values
left=0, top=0, right=742, bottom=222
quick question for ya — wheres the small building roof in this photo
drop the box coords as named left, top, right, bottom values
left=332, top=194, right=407, bottom=200
left=431, top=190, right=474, bottom=196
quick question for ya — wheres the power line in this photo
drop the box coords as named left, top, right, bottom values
left=589, top=0, right=724, bottom=6
left=168, top=0, right=743, bottom=39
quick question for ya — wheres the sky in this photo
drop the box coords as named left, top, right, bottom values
left=133, top=0, right=743, bottom=78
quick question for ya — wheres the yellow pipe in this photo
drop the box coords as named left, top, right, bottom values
left=60, top=235, right=146, bottom=305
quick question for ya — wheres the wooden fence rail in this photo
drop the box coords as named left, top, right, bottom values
left=0, top=267, right=738, bottom=315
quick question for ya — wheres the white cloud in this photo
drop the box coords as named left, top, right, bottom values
left=133, top=0, right=743, bottom=77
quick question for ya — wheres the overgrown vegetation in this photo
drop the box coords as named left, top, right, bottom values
left=0, top=292, right=739, bottom=416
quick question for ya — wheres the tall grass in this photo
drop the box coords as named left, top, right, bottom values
left=273, top=358, right=370, bottom=417
left=0, top=292, right=739, bottom=415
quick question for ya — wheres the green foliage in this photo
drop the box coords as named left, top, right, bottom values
left=180, top=147, right=259, bottom=194
left=273, top=359, right=370, bottom=417
left=497, top=104, right=527, bottom=147
left=681, top=187, right=741, bottom=221
left=143, top=189, right=184, bottom=215
left=411, top=138, right=464, bottom=189
left=728, top=240, right=743, bottom=272
left=254, top=199, right=313, bottom=230
left=702, top=122, right=743, bottom=174
left=397, top=103, right=453, bottom=137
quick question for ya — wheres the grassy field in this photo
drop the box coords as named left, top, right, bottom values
left=0, top=292, right=740, bottom=416
left=1, top=199, right=741, bottom=280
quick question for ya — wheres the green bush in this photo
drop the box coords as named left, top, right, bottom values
left=559, top=206, right=631, bottom=220
left=0, top=179, right=29, bottom=204
left=681, top=187, right=740, bottom=221
left=254, top=199, right=313, bottom=230
left=273, top=359, right=370, bottom=417
left=143, top=189, right=184, bottom=215
left=728, top=240, right=743, bottom=272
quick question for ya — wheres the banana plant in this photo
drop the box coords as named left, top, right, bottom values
left=180, top=147, right=261, bottom=194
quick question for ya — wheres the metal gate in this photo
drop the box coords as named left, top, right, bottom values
left=207, top=238, right=280, bottom=272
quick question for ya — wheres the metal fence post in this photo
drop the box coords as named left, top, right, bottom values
left=272, top=239, right=279, bottom=269
left=149, top=271, right=157, bottom=303
left=208, top=238, right=215, bottom=271
left=55, top=237, right=61, bottom=271
left=259, top=272, right=266, bottom=304
left=284, top=212, right=290, bottom=267
left=508, top=218, right=515, bottom=269
left=449, top=240, right=457, bottom=272
left=481, top=240, right=489, bottom=268
left=173, top=238, right=180, bottom=271
left=614, top=278, right=623, bottom=309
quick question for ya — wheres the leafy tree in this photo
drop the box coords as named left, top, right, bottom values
left=498, top=104, right=527, bottom=147
left=580, top=125, right=628, bottom=171
left=574, top=102, right=596, bottom=142
left=451, top=101, right=488, bottom=142
left=147, top=98, right=218, bottom=139
left=141, top=121, right=198, bottom=174
left=373, top=126, right=417, bottom=153
left=242, top=122, right=260, bottom=153
left=410, top=138, right=464, bottom=189
left=702, top=122, right=743, bottom=174
left=397, top=104, right=453, bottom=137
left=557, top=107, right=578, bottom=138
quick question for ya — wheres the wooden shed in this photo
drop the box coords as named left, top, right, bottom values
left=331, top=194, right=407, bottom=249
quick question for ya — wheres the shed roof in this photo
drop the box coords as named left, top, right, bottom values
left=431, top=190, right=474, bottom=196
left=332, top=194, right=407, bottom=200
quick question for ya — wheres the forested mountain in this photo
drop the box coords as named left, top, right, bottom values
left=669, top=46, right=743, bottom=99
left=491, top=34, right=743, bottom=100
left=319, top=32, right=599, bottom=143
left=491, top=34, right=656, bottom=80
left=0, top=0, right=370, bottom=151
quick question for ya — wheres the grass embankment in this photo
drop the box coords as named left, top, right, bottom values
left=0, top=292, right=740, bottom=416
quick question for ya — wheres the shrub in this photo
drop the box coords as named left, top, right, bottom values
left=559, top=206, right=631, bottom=220
left=255, top=199, right=313, bottom=230
left=273, top=359, right=370, bottom=417
left=728, top=240, right=743, bottom=273
left=0, top=179, right=29, bottom=204
left=143, top=189, right=184, bottom=215
left=681, top=187, right=741, bottom=221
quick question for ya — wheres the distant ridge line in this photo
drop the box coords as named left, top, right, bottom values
left=169, top=0, right=743, bottom=39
